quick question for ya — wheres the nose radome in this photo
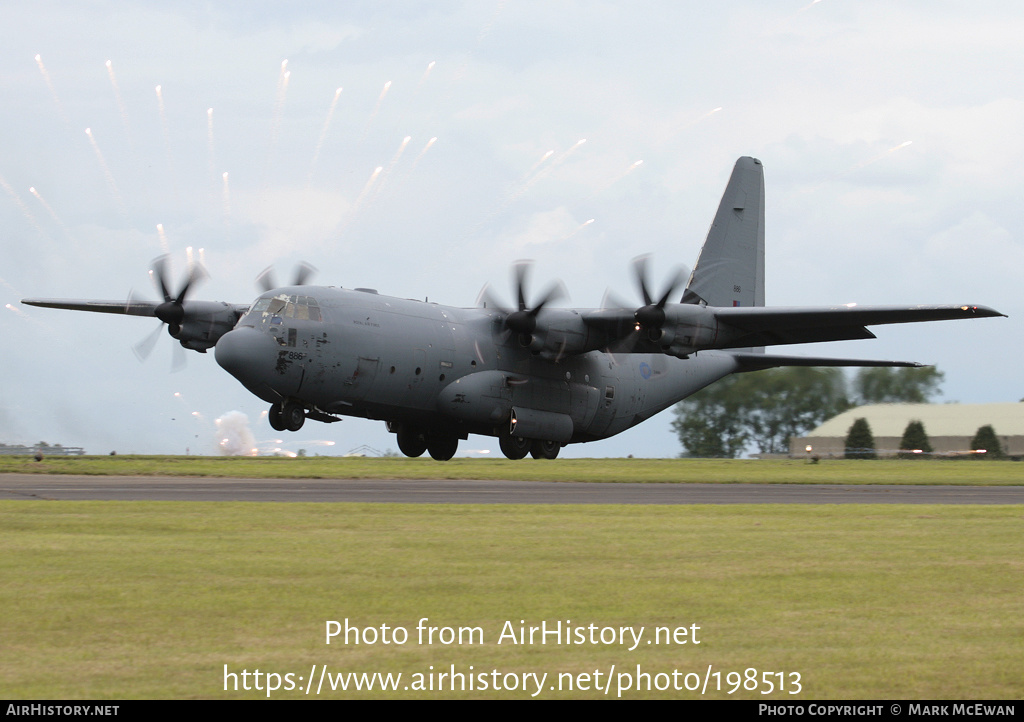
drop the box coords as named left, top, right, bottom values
left=215, top=327, right=274, bottom=381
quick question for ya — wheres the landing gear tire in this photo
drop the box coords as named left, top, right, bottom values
left=268, top=402, right=286, bottom=431
left=530, top=440, right=560, bottom=460
left=499, top=433, right=531, bottom=460
left=396, top=426, right=427, bottom=458
left=427, top=435, right=458, bottom=461
left=282, top=401, right=305, bottom=432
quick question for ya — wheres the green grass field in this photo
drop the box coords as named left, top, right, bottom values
left=2, top=500, right=1022, bottom=699
left=3, top=454, right=1024, bottom=485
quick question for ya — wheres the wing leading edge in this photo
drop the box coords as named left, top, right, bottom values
left=710, top=303, right=1005, bottom=349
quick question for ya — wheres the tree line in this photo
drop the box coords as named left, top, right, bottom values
left=844, top=417, right=1005, bottom=459
left=671, top=366, right=944, bottom=458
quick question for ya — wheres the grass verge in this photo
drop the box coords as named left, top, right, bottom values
left=2, top=501, right=1021, bottom=699
left=2, top=455, right=1024, bottom=484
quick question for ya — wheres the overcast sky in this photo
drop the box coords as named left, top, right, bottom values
left=1, top=1, right=1020, bottom=457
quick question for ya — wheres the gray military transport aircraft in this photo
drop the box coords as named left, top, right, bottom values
left=24, top=157, right=1004, bottom=460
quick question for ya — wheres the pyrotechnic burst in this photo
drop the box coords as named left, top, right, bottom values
left=309, top=87, right=344, bottom=184
left=206, top=108, right=216, bottom=188
left=561, top=218, right=595, bottom=243
left=337, top=166, right=384, bottom=238
left=34, top=54, right=68, bottom=125
left=222, top=172, right=231, bottom=226
left=29, top=186, right=74, bottom=244
left=154, top=85, right=178, bottom=198
left=105, top=60, right=133, bottom=148
left=362, top=80, right=393, bottom=141
left=84, top=128, right=125, bottom=218
left=0, top=174, right=44, bottom=237
left=156, top=223, right=170, bottom=256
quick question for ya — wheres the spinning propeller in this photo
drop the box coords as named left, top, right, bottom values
left=132, top=255, right=207, bottom=371
left=255, top=262, right=317, bottom=292
left=631, top=254, right=688, bottom=334
left=480, top=260, right=567, bottom=343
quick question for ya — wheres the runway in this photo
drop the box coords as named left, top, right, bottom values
left=1, top=474, right=1022, bottom=504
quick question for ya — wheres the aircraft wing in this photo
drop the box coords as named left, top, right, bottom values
left=580, top=303, right=1004, bottom=356
left=21, top=299, right=252, bottom=318
left=21, top=299, right=159, bottom=317
left=711, top=304, right=1005, bottom=349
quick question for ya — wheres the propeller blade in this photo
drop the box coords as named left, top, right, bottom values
left=656, top=266, right=687, bottom=307
left=171, top=341, right=187, bottom=373
left=257, top=262, right=316, bottom=292
left=256, top=267, right=276, bottom=293
left=630, top=255, right=689, bottom=329
left=174, top=263, right=208, bottom=305
left=132, top=322, right=164, bottom=362
left=151, top=255, right=174, bottom=302
left=485, top=260, right=567, bottom=342
left=632, top=255, right=653, bottom=306
left=530, top=281, right=567, bottom=316
left=512, top=260, right=531, bottom=312
left=292, top=262, right=316, bottom=286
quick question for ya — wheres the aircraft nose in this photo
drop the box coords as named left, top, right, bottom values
left=215, top=326, right=274, bottom=382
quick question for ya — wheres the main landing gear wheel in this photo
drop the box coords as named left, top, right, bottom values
left=530, top=440, right=560, bottom=460
left=396, top=426, right=428, bottom=458
left=427, top=435, right=459, bottom=461
left=499, top=433, right=531, bottom=460
left=281, top=401, right=305, bottom=432
left=268, top=402, right=286, bottom=431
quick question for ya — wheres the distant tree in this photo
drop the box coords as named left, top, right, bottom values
left=844, top=418, right=877, bottom=459
left=970, top=425, right=1005, bottom=459
left=672, top=367, right=850, bottom=457
left=853, top=367, right=944, bottom=405
left=742, top=367, right=850, bottom=454
left=672, top=376, right=748, bottom=458
left=898, top=420, right=933, bottom=458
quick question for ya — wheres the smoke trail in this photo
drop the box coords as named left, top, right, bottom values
left=29, top=186, right=76, bottom=246
left=154, top=85, right=180, bottom=200
left=0, top=173, right=45, bottom=237
left=84, top=128, right=128, bottom=221
left=214, top=411, right=258, bottom=456
left=309, top=87, right=343, bottom=185
left=34, top=54, right=69, bottom=127
left=105, top=60, right=134, bottom=149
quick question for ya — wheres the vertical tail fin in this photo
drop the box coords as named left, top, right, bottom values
left=682, top=156, right=765, bottom=310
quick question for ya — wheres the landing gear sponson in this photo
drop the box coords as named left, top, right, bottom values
left=389, top=422, right=560, bottom=460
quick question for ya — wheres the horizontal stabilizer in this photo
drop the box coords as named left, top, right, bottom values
left=729, top=352, right=926, bottom=372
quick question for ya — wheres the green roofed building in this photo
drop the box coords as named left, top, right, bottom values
left=790, top=403, right=1024, bottom=458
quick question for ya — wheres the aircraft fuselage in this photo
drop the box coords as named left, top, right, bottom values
left=213, top=286, right=738, bottom=450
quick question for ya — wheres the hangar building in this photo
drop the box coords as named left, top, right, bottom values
left=790, top=403, right=1024, bottom=458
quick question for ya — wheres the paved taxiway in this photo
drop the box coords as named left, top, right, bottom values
left=1, top=474, right=1022, bottom=504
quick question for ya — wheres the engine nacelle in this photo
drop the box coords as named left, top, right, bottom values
left=517, top=310, right=607, bottom=361
left=172, top=301, right=244, bottom=352
left=652, top=305, right=719, bottom=357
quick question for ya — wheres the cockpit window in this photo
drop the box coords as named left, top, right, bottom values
left=240, top=294, right=321, bottom=326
